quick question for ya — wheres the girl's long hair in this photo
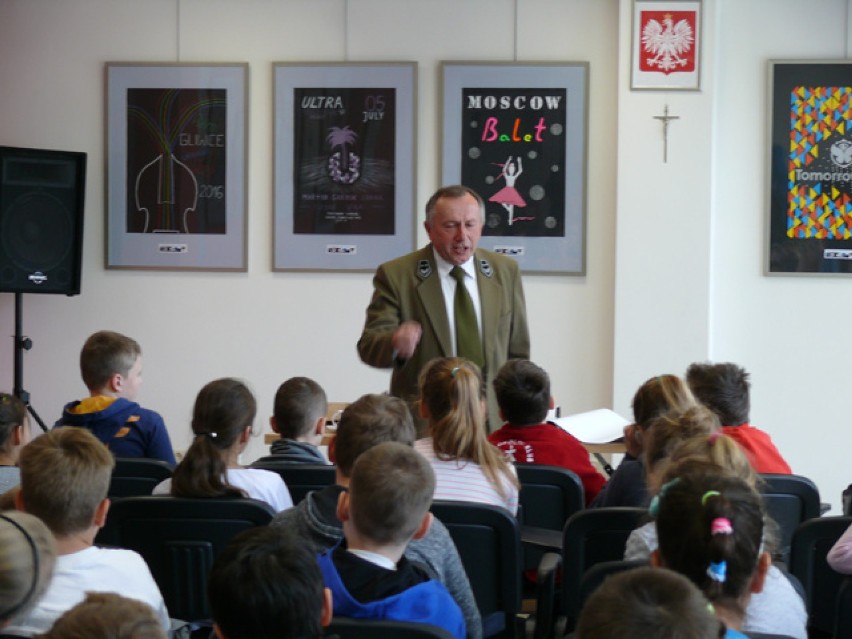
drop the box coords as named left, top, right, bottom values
left=419, top=357, right=518, bottom=499
left=171, top=378, right=256, bottom=499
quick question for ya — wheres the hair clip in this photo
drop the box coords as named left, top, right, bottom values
left=710, top=517, right=733, bottom=536
left=708, top=431, right=722, bottom=444
left=196, top=431, right=218, bottom=440
left=701, top=490, right=720, bottom=506
left=649, top=477, right=681, bottom=518
left=450, top=367, right=460, bottom=378
left=706, top=561, right=727, bottom=583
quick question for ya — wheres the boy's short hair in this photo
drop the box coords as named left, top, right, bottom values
left=333, top=394, right=415, bottom=477
left=208, top=527, right=325, bottom=639
left=348, top=441, right=435, bottom=546
left=273, top=377, right=328, bottom=439
left=19, top=427, right=114, bottom=536
left=576, top=566, right=721, bottom=639
left=492, top=359, right=550, bottom=425
left=36, top=592, right=166, bottom=639
left=80, top=330, right=141, bottom=392
left=685, top=362, right=750, bottom=426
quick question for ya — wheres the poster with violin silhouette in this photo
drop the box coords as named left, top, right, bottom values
left=106, top=63, right=248, bottom=270
left=631, top=0, right=701, bottom=91
left=441, top=62, right=588, bottom=274
left=273, top=63, right=416, bottom=271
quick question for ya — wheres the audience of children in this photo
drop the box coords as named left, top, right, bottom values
left=266, top=376, right=329, bottom=464
left=269, top=392, right=481, bottom=639
left=0, top=511, right=56, bottom=631
left=6, top=427, right=170, bottom=636
left=487, top=359, right=606, bottom=505
left=317, top=441, right=466, bottom=639
left=415, top=357, right=519, bottom=515
left=591, top=374, right=696, bottom=508
left=34, top=593, right=167, bottom=639
left=54, top=331, right=175, bottom=465
left=207, top=527, right=332, bottom=639
left=154, top=378, right=293, bottom=512
left=0, top=393, right=30, bottom=494
left=686, top=362, right=792, bottom=474
left=652, top=468, right=796, bottom=638
left=624, top=424, right=807, bottom=639
left=576, top=566, right=723, bottom=639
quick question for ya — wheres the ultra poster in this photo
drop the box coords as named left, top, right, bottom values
left=768, top=61, right=852, bottom=275
left=292, top=87, right=396, bottom=236
left=106, top=63, right=248, bottom=270
left=442, top=62, right=588, bottom=274
left=274, top=63, right=416, bottom=271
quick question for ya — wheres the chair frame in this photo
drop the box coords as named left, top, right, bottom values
left=249, top=459, right=336, bottom=504
left=108, top=457, right=174, bottom=498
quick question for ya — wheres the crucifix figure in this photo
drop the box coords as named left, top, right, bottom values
left=653, top=105, right=680, bottom=163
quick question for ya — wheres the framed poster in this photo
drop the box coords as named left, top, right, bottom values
left=105, top=63, right=248, bottom=270
left=273, top=62, right=416, bottom=271
left=631, top=0, right=701, bottom=91
left=768, top=61, right=852, bottom=275
left=441, top=61, right=588, bottom=274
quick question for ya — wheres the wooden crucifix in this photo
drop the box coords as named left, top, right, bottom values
left=653, top=105, right=680, bottom=163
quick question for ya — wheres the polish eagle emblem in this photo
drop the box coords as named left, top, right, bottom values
left=641, top=13, right=694, bottom=74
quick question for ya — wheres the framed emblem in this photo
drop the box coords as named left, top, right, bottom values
left=631, top=0, right=702, bottom=91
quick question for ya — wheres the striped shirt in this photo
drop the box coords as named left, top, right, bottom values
left=414, top=438, right=518, bottom=515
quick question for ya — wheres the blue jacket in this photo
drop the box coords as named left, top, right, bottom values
left=55, top=396, right=176, bottom=464
left=318, top=547, right=466, bottom=639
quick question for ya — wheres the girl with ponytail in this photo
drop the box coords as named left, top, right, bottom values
left=154, top=378, right=292, bottom=512
left=415, top=357, right=519, bottom=514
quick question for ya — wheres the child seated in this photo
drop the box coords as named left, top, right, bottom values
left=317, top=441, right=466, bottom=639
left=208, top=527, right=332, bottom=639
left=266, top=377, right=328, bottom=464
left=488, top=359, right=606, bottom=505
left=55, top=331, right=175, bottom=464
left=686, top=362, right=791, bottom=474
left=154, top=378, right=292, bottom=512
left=0, top=393, right=32, bottom=494
left=416, top=357, right=519, bottom=515
left=35, top=592, right=167, bottom=639
left=0, top=511, right=56, bottom=631
left=6, top=427, right=170, bottom=636
left=576, top=566, right=722, bottom=639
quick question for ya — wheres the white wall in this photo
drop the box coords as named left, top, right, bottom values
left=0, top=0, right=618, bottom=465
left=613, top=0, right=852, bottom=512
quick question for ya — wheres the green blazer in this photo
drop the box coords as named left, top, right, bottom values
left=357, top=244, right=530, bottom=432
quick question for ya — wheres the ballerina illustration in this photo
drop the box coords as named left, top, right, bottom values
left=488, top=156, right=527, bottom=225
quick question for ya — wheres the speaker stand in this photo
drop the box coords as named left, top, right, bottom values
left=12, top=293, right=48, bottom=433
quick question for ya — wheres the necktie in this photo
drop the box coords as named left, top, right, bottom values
left=450, top=266, right=484, bottom=368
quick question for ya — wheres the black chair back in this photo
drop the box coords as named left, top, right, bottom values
left=109, top=457, right=174, bottom=498
left=249, top=459, right=336, bottom=504
left=759, top=473, right=821, bottom=565
left=430, top=500, right=522, bottom=639
left=789, top=515, right=852, bottom=635
left=97, top=495, right=275, bottom=622
left=327, top=618, right=455, bottom=639
left=560, top=507, right=646, bottom=633
left=515, top=464, right=584, bottom=571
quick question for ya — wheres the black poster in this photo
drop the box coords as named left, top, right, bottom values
left=461, top=88, right=567, bottom=237
left=292, top=87, right=396, bottom=235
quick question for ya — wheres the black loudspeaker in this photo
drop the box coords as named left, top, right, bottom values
left=0, top=145, right=86, bottom=295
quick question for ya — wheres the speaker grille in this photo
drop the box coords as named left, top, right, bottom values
left=1, top=191, right=73, bottom=272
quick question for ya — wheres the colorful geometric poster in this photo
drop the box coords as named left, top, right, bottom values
left=126, top=88, right=227, bottom=235
left=769, top=62, right=852, bottom=274
left=460, top=88, right=567, bottom=238
left=292, top=87, right=396, bottom=236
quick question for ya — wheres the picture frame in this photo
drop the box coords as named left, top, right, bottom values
left=273, top=62, right=416, bottom=271
left=631, top=0, right=701, bottom=91
left=441, top=61, right=588, bottom=274
left=767, top=60, right=852, bottom=275
left=105, top=63, right=248, bottom=270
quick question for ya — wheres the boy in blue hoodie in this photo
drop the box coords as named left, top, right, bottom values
left=55, top=330, right=175, bottom=464
left=317, top=441, right=466, bottom=639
